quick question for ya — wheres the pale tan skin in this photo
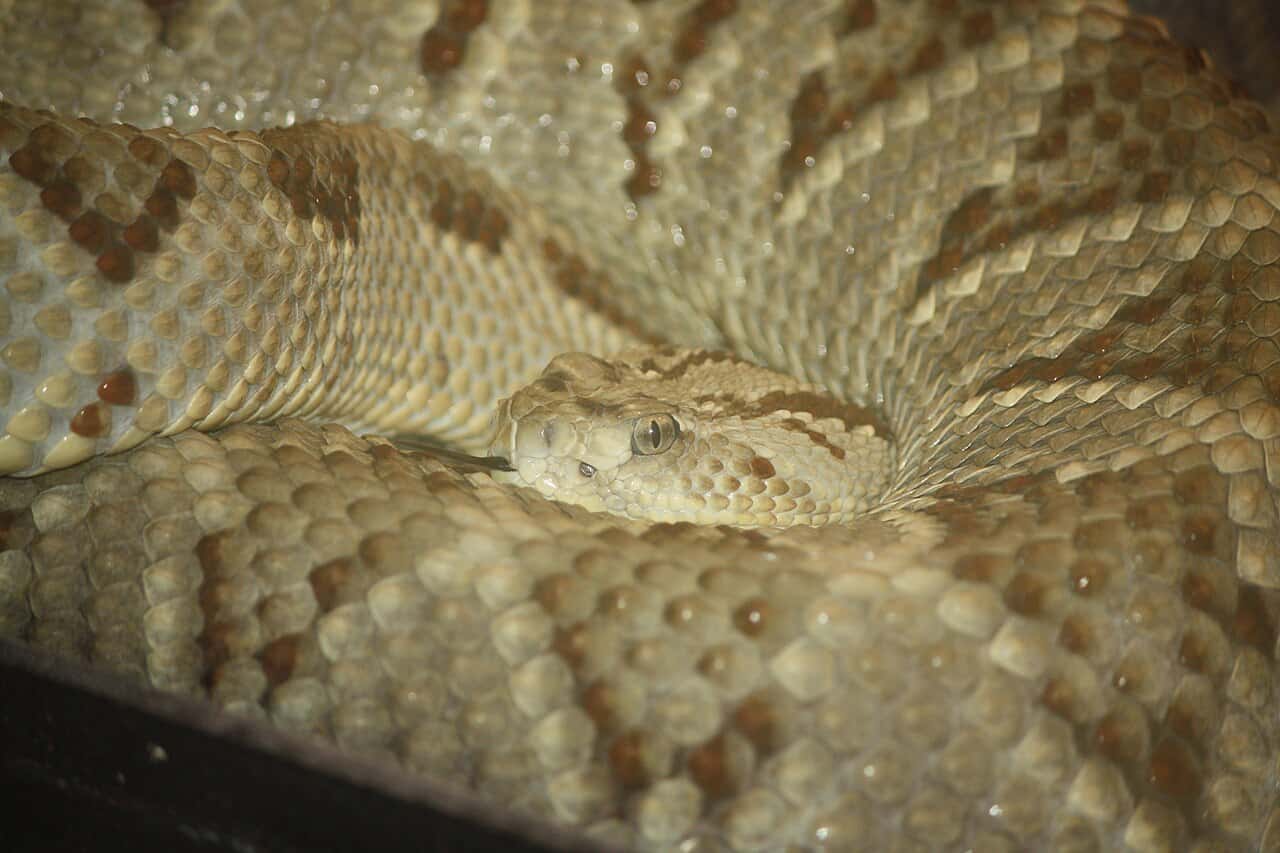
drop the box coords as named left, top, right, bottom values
left=2, top=3, right=1280, bottom=852
left=490, top=348, right=894, bottom=527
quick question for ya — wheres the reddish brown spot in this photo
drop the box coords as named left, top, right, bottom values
left=1028, top=127, right=1068, bottom=162
left=961, top=10, right=995, bottom=46
left=267, top=152, right=290, bottom=188
left=688, top=735, right=733, bottom=797
left=1118, top=355, right=1166, bottom=381
left=97, top=370, right=137, bottom=406
left=553, top=623, right=592, bottom=670
left=198, top=622, right=235, bottom=680
left=1117, top=296, right=1172, bottom=326
left=419, top=1, right=489, bottom=75
left=1093, top=110, right=1125, bottom=141
left=1013, top=182, right=1040, bottom=207
left=1177, top=630, right=1209, bottom=674
left=9, top=145, right=54, bottom=185
left=195, top=530, right=234, bottom=577
left=1032, top=353, right=1078, bottom=383
left=608, top=731, right=651, bottom=788
left=1040, top=677, right=1078, bottom=721
left=1086, top=184, right=1119, bottom=215
left=1064, top=555, right=1105, bottom=594
left=1164, top=691, right=1208, bottom=745
left=420, top=30, right=464, bottom=73
left=1003, top=572, right=1046, bottom=615
left=40, top=180, right=82, bottom=221
left=674, top=24, right=710, bottom=63
left=1093, top=711, right=1142, bottom=765
left=96, top=244, right=135, bottom=283
left=951, top=553, right=1006, bottom=582
left=625, top=160, right=663, bottom=198
left=308, top=557, right=357, bottom=612
left=1164, top=128, right=1195, bottom=165
left=257, top=141, right=361, bottom=245
left=69, top=210, right=110, bottom=253
left=908, top=36, right=945, bottom=74
left=446, top=0, right=488, bottom=30
left=1137, top=171, right=1171, bottom=204
left=843, top=0, right=877, bottom=32
left=1233, top=585, right=1277, bottom=654
left=535, top=573, right=574, bottom=615
left=288, top=187, right=313, bottom=219
left=981, top=221, right=1011, bottom=252
left=1061, top=82, right=1095, bottom=117
left=143, top=0, right=185, bottom=16
left=161, top=159, right=197, bottom=199
left=539, top=237, right=658, bottom=343
left=673, top=0, right=738, bottom=63
left=1120, top=139, right=1151, bottom=170
left=127, top=135, right=167, bottom=167
left=1035, top=201, right=1065, bottom=231
left=733, top=693, right=778, bottom=752
left=65, top=402, right=109, bottom=439
left=144, top=188, right=180, bottom=230
left=1227, top=293, right=1257, bottom=324
left=780, top=71, right=831, bottom=189
left=748, top=456, right=775, bottom=479
left=258, top=634, right=300, bottom=686
left=582, top=680, right=620, bottom=731
left=983, top=359, right=1037, bottom=393
left=0, top=508, right=35, bottom=551
left=1137, top=98, right=1171, bottom=132
left=733, top=597, right=769, bottom=636
left=1147, top=738, right=1202, bottom=804
left=122, top=214, right=159, bottom=253
left=1058, top=615, right=1093, bottom=655
left=1108, top=66, right=1142, bottom=101
left=867, top=69, right=898, bottom=103
left=1181, top=515, right=1216, bottom=555
left=916, top=187, right=995, bottom=299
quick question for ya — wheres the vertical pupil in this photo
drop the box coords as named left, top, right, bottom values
left=650, top=420, right=661, bottom=448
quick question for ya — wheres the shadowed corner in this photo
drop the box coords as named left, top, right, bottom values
left=389, top=435, right=516, bottom=473
left=0, top=638, right=600, bottom=853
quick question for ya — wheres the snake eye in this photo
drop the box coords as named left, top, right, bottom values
left=631, top=414, right=681, bottom=456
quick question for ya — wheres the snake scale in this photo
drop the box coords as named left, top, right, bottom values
left=2, top=0, right=1280, bottom=849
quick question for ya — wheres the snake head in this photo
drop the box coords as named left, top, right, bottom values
left=489, top=348, right=894, bottom=527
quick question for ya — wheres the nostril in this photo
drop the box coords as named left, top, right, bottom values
left=579, top=461, right=596, bottom=478
left=541, top=424, right=554, bottom=447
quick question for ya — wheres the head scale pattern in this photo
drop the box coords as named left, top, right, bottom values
left=489, top=347, right=895, bottom=527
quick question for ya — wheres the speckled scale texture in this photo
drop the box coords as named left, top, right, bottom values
left=1, top=1, right=1280, bottom=851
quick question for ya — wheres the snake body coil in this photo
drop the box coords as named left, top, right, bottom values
left=2, top=2, right=1280, bottom=850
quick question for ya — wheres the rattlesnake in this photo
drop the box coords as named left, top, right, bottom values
left=2, top=1, right=1280, bottom=850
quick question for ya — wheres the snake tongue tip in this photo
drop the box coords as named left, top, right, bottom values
left=390, top=436, right=514, bottom=472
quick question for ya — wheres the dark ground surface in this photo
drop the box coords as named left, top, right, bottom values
left=1, top=641, right=582, bottom=853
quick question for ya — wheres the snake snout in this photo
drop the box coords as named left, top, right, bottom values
left=513, top=417, right=568, bottom=460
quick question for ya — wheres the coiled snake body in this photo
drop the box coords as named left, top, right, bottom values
left=2, top=1, right=1280, bottom=850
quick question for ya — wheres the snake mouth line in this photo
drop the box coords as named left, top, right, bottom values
left=389, top=436, right=515, bottom=472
